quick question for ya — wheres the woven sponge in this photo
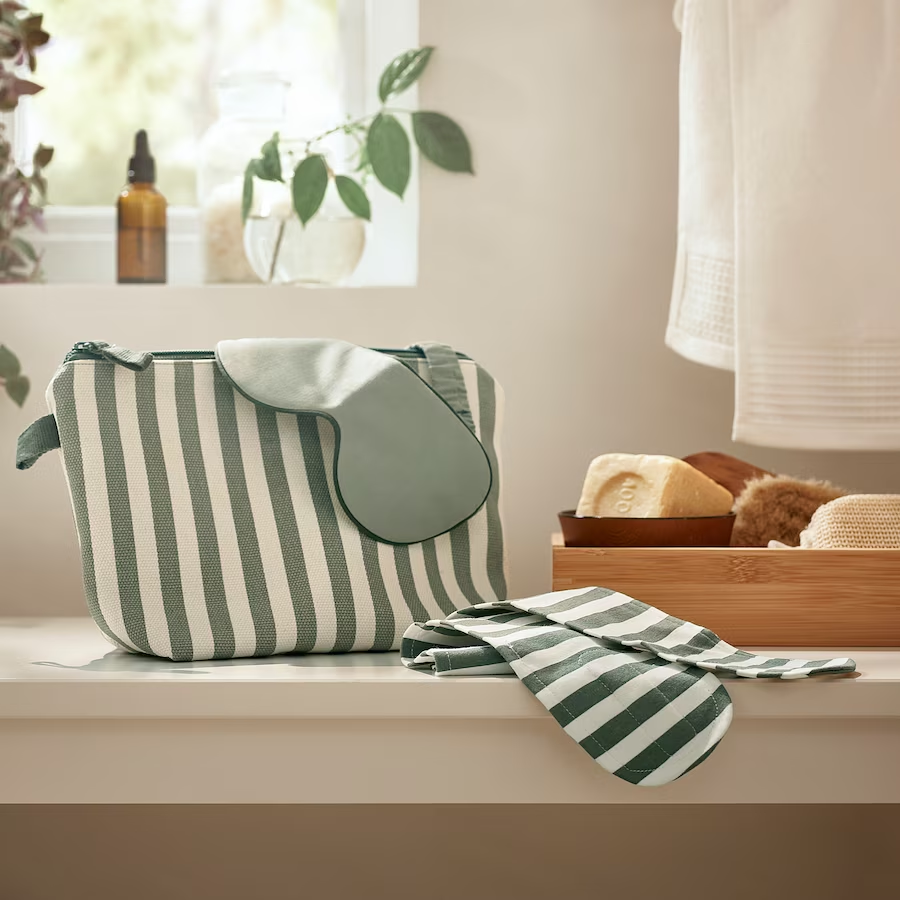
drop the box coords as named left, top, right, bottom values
left=731, top=475, right=847, bottom=547
left=800, top=495, right=900, bottom=549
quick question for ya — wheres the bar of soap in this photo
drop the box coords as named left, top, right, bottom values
left=577, top=453, right=734, bottom=518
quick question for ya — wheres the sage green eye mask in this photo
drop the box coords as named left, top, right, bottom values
left=216, top=338, right=492, bottom=545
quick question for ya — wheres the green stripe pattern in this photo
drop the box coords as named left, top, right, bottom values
left=402, top=587, right=856, bottom=786
left=48, top=352, right=506, bottom=661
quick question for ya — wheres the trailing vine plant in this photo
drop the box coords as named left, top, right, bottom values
left=0, top=344, right=27, bottom=405
left=242, top=47, right=473, bottom=228
left=0, top=1, right=53, bottom=405
left=1, top=2, right=51, bottom=281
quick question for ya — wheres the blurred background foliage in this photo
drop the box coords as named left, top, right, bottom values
left=31, top=0, right=339, bottom=206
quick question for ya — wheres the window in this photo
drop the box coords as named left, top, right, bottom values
left=20, top=0, right=418, bottom=285
left=29, top=0, right=342, bottom=207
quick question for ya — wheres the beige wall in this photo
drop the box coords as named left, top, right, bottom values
left=2, top=0, right=899, bottom=616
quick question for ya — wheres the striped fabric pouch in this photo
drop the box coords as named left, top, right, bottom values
left=402, top=586, right=855, bottom=786
left=17, top=338, right=506, bottom=661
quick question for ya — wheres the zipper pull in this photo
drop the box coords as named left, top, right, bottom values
left=67, top=341, right=153, bottom=371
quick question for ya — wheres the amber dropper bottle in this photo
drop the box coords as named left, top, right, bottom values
left=117, top=130, right=167, bottom=283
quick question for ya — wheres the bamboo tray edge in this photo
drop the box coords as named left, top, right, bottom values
left=550, top=534, right=900, bottom=647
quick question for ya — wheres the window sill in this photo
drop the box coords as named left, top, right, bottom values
left=3, top=283, right=414, bottom=300
left=31, top=203, right=417, bottom=288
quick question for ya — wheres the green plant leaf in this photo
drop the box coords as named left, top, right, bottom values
left=378, top=46, right=434, bottom=103
left=241, top=162, right=256, bottom=223
left=334, top=175, right=371, bottom=221
left=367, top=113, right=410, bottom=198
left=5, top=374, right=29, bottom=407
left=242, top=134, right=283, bottom=222
left=12, top=237, right=36, bottom=261
left=412, top=111, right=474, bottom=173
left=256, top=132, right=283, bottom=182
left=32, top=143, right=52, bottom=169
left=291, top=154, right=329, bottom=225
left=0, top=344, right=21, bottom=379
left=0, top=74, right=42, bottom=111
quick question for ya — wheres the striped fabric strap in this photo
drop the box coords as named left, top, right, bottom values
left=410, top=342, right=476, bottom=433
left=16, top=414, right=61, bottom=470
left=401, top=587, right=855, bottom=786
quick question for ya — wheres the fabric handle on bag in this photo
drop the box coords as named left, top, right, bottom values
left=16, top=415, right=60, bottom=470
left=409, top=342, right=476, bottom=433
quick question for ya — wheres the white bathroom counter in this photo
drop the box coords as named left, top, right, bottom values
left=2, top=618, right=899, bottom=804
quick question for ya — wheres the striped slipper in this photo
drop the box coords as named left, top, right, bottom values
left=401, top=587, right=855, bottom=786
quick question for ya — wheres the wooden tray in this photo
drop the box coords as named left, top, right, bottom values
left=551, top=534, right=900, bottom=646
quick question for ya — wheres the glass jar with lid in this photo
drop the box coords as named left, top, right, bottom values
left=197, top=71, right=289, bottom=283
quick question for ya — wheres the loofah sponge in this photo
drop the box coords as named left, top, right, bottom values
left=731, top=475, right=848, bottom=547
left=800, top=495, right=900, bottom=549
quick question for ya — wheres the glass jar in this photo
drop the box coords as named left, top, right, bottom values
left=197, top=72, right=289, bottom=283
left=243, top=178, right=367, bottom=286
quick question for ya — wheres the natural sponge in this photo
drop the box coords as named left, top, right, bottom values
left=731, top=475, right=847, bottom=547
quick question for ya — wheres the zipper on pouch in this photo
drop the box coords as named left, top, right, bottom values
left=63, top=342, right=469, bottom=367
left=64, top=342, right=213, bottom=367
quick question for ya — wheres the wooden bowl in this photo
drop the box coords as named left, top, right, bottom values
left=558, top=510, right=736, bottom=548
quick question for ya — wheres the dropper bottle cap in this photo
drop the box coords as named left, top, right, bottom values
left=127, top=129, right=156, bottom=184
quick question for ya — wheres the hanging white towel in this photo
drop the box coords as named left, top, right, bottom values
left=669, top=0, right=900, bottom=450
left=666, top=0, right=735, bottom=371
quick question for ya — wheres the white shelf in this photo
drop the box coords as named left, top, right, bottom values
left=2, top=618, right=899, bottom=804
left=1, top=618, right=898, bottom=720
left=0, top=618, right=539, bottom=720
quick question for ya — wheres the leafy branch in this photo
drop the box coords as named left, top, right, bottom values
left=1, top=1, right=52, bottom=284
left=242, top=46, right=473, bottom=227
left=0, top=344, right=28, bottom=406
left=1, top=1, right=52, bottom=407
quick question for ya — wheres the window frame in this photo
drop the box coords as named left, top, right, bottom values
left=19, top=0, right=418, bottom=286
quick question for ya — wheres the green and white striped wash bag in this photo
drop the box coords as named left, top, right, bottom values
left=17, top=338, right=507, bottom=660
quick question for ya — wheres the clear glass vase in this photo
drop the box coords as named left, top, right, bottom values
left=243, top=180, right=366, bottom=285
left=197, top=72, right=289, bottom=283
